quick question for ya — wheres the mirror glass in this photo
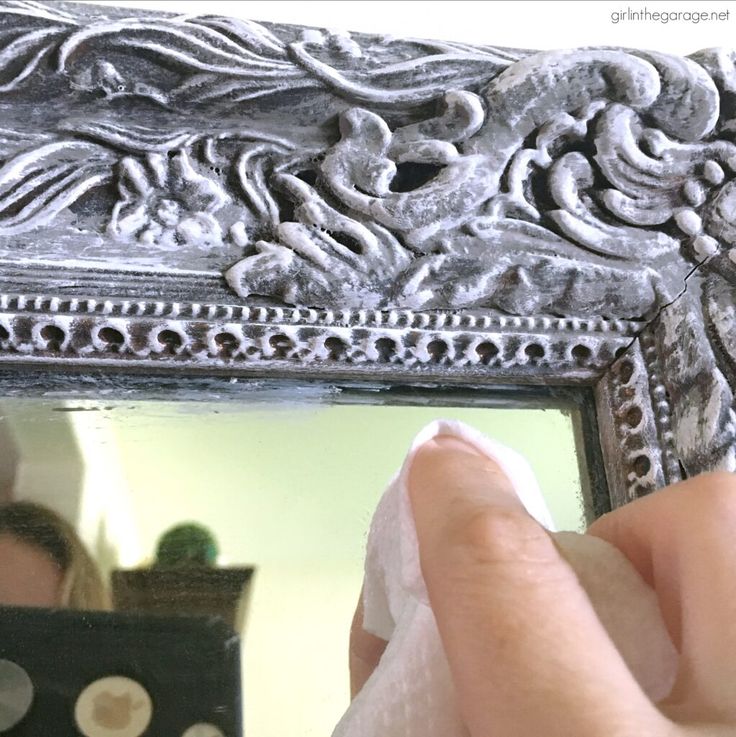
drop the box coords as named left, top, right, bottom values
left=0, top=396, right=589, bottom=737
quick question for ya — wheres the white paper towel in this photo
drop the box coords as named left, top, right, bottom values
left=331, top=419, right=677, bottom=737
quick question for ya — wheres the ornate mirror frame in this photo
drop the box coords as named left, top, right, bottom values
left=0, top=0, right=734, bottom=513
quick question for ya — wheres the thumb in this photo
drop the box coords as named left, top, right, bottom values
left=408, top=436, right=670, bottom=737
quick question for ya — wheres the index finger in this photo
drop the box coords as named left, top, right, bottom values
left=408, top=437, right=669, bottom=737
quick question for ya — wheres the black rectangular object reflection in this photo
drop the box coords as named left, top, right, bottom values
left=0, top=606, right=242, bottom=736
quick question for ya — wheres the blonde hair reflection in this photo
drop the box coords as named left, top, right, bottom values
left=0, top=501, right=111, bottom=610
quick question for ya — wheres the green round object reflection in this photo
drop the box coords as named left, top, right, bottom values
left=155, top=523, right=218, bottom=567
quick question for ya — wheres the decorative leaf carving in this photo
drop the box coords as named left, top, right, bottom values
left=390, top=252, right=665, bottom=318
left=0, top=2, right=735, bottom=323
left=225, top=174, right=412, bottom=308
left=287, top=36, right=511, bottom=105
left=0, top=1, right=76, bottom=24
left=0, top=140, right=114, bottom=235
left=109, top=150, right=229, bottom=249
left=0, top=1, right=74, bottom=91
left=0, top=26, right=64, bottom=91
left=58, top=19, right=291, bottom=75
left=0, top=3, right=518, bottom=106
left=65, top=122, right=199, bottom=155
left=321, top=94, right=496, bottom=247
left=223, top=46, right=730, bottom=316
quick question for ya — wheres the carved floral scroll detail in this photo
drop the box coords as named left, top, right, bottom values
left=224, top=48, right=736, bottom=319
left=1, top=1, right=736, bottom=323
left=109, top=151, right=230, bottom=249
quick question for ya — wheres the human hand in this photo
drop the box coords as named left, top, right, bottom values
left=350, top=435, right=736, bottom=737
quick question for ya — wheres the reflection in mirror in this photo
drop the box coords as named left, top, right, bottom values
left=0, top=397, right=589, bottom=737
left=0, top=500, right=111, bottom=610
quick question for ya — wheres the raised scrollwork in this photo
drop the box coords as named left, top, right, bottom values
left=0, top=1, right=734, bottom=321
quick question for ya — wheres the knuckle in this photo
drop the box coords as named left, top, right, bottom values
left=666, top=471, right=736, bottom=535
left=696, top=471, right=736, bottom=519
left=683, top=470, right=736, bottom=512
left=447, top=506, right=555, bottom=568
left=695, top=469, right=736, bottom=493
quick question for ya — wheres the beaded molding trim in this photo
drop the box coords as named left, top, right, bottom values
left=0, top=295, right=641, bottom=380
left=595, top=336, right=681, bottom=506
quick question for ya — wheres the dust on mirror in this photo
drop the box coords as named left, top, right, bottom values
left=0, top=396, right=589, bottom=737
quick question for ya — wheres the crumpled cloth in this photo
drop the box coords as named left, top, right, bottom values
left=331, top=419, right=677, bottom=737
